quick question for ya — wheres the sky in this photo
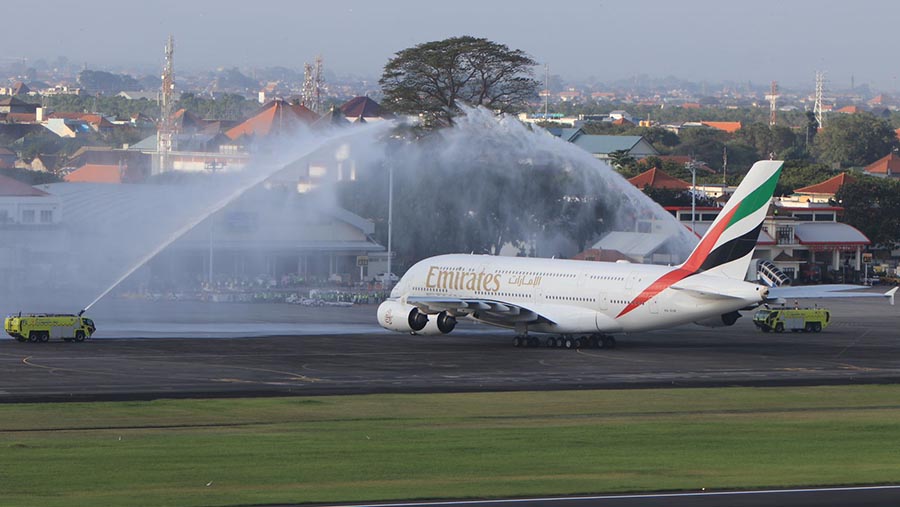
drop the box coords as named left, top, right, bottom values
left=5, top=0, right=898, bottom=91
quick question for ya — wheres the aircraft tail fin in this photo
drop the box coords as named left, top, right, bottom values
left=679, top=160, right=783, bottom=280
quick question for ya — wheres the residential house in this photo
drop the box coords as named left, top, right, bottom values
left=793, top=173, right=856, bottom=203
left=117, top=91, right=158, bottom=101
left=701, top=121, right=742, bottom=133
left=340, top=96, right=393, bottom=122
left=225, top=99, right=318, bottom=142
left=628, top=167, right=691, bottom=190
left=568, top=132, right=659, bottom=161
left=0, top=174, right=63, bottom=290
left=0, top=147, right=16, bottom=169
left=864, top=153, right=900, bottom=178
left=0, top=97, right=38, bottom=114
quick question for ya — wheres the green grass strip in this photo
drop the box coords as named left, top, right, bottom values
left=2, top=385, right=900, bottom=507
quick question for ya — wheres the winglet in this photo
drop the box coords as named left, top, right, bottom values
left=887, top=287, right=898, bottom=306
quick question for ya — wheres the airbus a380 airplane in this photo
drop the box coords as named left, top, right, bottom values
left=378, top=160, right=897, bottom=348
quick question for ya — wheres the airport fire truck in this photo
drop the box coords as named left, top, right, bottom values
left=752, top=308, right=830, bottom=333
left=4, top=314, right=96, bottom=343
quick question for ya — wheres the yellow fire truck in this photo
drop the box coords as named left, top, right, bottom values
left=4, top=314, right=96, bottom=343
left=752, top=308, right=830, bottom=333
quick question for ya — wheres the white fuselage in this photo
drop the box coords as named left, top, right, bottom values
left=392, top=254, right=768, bottom=334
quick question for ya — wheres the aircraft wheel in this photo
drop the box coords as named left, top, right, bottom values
left=602, top=336, right=616, bottom=349
left=527, top=336, right=538, bottom=348
left=563, top=337, right=575, bottom=349
left=590, top=336, right=601, bottom=349
left=546, top=337, right=557, bottom=348
left=513, top=336, right=523, bottom=348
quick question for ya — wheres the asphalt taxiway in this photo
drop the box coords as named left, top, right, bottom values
left=1, top=296, right=899, bottom=402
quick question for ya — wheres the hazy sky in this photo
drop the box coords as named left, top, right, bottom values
left=6, top=0, right=898, bottom=90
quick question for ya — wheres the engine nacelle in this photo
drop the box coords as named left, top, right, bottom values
left=377, top=301, right=458, bottom=335
left=377, top=300, right=428, bottom=333
left=694, top=311, right=742, bottom=328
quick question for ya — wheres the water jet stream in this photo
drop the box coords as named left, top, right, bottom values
left=79, top=122, right=393, bottom=315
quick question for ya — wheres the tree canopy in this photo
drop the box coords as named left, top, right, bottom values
left=836, top=177, right=900, bottom=248
left=380, top=36, right=539, bottom=126
left=77, top=70, right=141, bottom=94
left=813, top=113, right=898, bottom=167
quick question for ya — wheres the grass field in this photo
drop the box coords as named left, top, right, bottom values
left=3, top=385, right=900, bottom=506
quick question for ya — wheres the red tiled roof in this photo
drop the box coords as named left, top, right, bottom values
left=48, top=112, right=113, bottom=128
left=6, top=113, right=36, bottom=123
left=894, top=128, right=900, bottom=140
left=225, top=100, right=318, bottom=140
left=794, top=173, right=856, bottom=195
left=628, top=167, right=691, bottom=190
left=681, top=102, right=701, bottom=109
left=340, top=96, right=390, bottom=118
left=835, top=105, right=860, bottom=114
left=0, top=173, right=49, bottom=196
left=701, top=121, right=742, bottom=133
left=864, top=152, right=900, bottom=177
left=64, top=164, right=122, bottom=183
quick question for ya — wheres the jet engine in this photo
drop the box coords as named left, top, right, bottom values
left=377, top=301, right=457, bottom=335
left=693, top=311, right=742, bottom=328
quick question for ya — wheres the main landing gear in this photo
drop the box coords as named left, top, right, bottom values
left=513, top=334, right=616, bottom=350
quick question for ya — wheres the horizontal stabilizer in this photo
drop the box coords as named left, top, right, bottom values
left=768, top=285, right=898, bottom=305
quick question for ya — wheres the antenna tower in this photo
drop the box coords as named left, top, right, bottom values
left=157, top=35, right=175, bottom=175
left=766, top=81, right=779, bottom=126
left=301, top=55, right=325, bottom=114
left=814, top=71, right=826, bottom=128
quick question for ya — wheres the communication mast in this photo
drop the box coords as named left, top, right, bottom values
left=766, top=81, right=779, bottom=126
left=156, top=35, right=175, bottom=175
left=814, top=71, right=826, bottom=128
left=301, top=55, right=325, bottom=114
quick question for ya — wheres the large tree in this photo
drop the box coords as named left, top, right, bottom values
left=380, top=36, right=539, bottom=125
left=836, top=178, right=900, bottom=248
left=813, top=112, right=898, bottom=167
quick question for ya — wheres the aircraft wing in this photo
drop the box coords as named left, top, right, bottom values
left=668, top=285, right=746, bottom=300
left=406, top=296, right=554, bottom=324
left=768, top=285, right=897, bottom=305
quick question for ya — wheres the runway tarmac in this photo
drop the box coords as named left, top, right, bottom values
left=2, top=296, right=899, bottom=402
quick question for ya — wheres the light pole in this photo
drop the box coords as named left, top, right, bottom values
left=385, top=161, right=393, bottom=293
left=208, top=218, right=214, bottom=287
left=687, top=161, right=697, bottom=237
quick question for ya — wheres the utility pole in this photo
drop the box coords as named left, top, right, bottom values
left=157, top=35, right=175, bottom=176
left=544, top=64, right=550, bottom=117
left=385, top=160, right=394, bottom=292
left=687, top=160, right=698, bottom=237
